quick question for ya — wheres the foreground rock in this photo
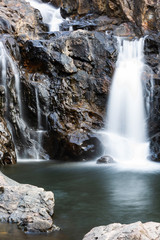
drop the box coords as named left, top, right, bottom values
left=82, top=221, right=160, bottom=240
left=0, top=171, right=56, bottom=233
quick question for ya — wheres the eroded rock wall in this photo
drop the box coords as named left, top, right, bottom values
left=19, top=30, right=116, bottom=160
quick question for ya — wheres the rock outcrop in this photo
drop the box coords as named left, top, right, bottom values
left=60, top=0, right=160, bottom=35
left=0, top=0, right=46, bottom=38
left=19, top=30, right=116, bottom=160
left=0, top=0, right=159, bottom=162
left=82, top=221, right=160, bottom=240
left=0, top=171, right=56, bottom=233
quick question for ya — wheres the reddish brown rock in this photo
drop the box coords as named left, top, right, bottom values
left=60, top=0, right=160, bottom=34
left=0, top=0, right=46, bottom=39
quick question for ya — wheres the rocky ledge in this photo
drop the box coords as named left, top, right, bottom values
left=0, top=171, right=56, bottom=233
left=82, top=221, right=160, bottom=240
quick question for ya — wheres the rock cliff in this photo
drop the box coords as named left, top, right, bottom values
left=0, top=0, right=159, bottom=161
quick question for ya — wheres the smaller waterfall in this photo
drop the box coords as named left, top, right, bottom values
left=0, top=42, right=22, bottom=116
left=34, top=87, right=46, bottom=159
left=0, top=41, right=48, bottom=160
left=103, top=38, right=149, bottom=164
left=35, top=87, right=41, bottom=129
left=26, top=0, right=63, bottom=31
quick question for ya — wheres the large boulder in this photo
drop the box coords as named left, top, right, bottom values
left=82, top=221, right=160, bottom=240
left=0, top=171, right=56, bottom=233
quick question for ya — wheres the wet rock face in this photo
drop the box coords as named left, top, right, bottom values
left=0, top=0, right=159, bottom=162
left=82, top=221, right=160, bottom=240
left=0, top=118, right=16, bottom=165
left=0, top=171, right=56, bottom=233
left=42, top=0, right=62, bottom=8
left=19, top=30, right=116, bottom=160
left=144, top=35, right=160, bottom=161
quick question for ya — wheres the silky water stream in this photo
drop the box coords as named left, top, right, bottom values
left=26, top=0, right=64, bottom=31
left=100, top=38, right=153, bottom=169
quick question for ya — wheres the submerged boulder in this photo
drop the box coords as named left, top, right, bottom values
left=97, top=155, right=115, bottom=164
left=82, top=221, right=160, bottom=240
left=0, top=171, right=56, bottom=233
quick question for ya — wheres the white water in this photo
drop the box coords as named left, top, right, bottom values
left=103, top=38, right=149, bottom=164
left=0, top=42, right=22, bottom=116
left=35, top=87, right=44, bottom=159
left=0, top=41, right=42, bottom=160
left=26, top=0, right=63, bottom=31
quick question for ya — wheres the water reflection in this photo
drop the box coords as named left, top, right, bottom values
left=1, top=161, right=160, bottom=240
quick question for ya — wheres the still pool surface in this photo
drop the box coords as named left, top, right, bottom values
left=1, top=160, right=160, bottom=240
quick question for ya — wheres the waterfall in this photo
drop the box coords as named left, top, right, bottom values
left=35, top=87, right=44, bottom=159
left=103, top=38, right=149, bottom=163
left=26, top=0, right=63, bottom=31
left=0, top=42, right=22, bottom=116
left=0, top=41, right=42, bottom=160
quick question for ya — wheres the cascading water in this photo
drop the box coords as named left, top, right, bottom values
left=103, top=38, right=149, bottom=164
left=0, top=41, right=46, bottom=160
left=0, top=42, right=22, bottom=116
left=26, top=0, right=63, bottom=31
left=35, top=87, right=44, bottom=159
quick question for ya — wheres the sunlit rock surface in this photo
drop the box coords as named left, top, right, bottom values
left=0, top=0, right=46, bottom=39
left=0, top=171, right=55, bottom=233
left=82, top=221, right=160, bottom=240
left=60, top=0, right=160, bottom=34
